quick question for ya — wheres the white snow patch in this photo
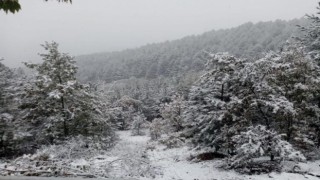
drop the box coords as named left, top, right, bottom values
left=70, top=159, right=89, bottom=168
left=143, top=136, right=320, bottom=180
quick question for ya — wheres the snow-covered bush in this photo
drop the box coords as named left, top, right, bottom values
left=158, top=132, right=185, bottom=149
left=35, top=135, right=115, bottom=160
left=149, top=118, right=164, bottom=140
left=0, top=134, right=117, bottom=177
left=131, top=113, right=148, bottom=136
left=229, top=125, right=305, bottom=170
left=111, top=96, right=144, bottom=130
left=160, top=95, right=184, bottom=133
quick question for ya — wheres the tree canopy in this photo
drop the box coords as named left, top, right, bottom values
left=0, top=0, right=71, bottom=14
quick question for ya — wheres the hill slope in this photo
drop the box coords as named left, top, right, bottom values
left=76, top=18, right=308, bottom=83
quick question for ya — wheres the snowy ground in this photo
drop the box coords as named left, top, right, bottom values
left=99, top=130, right=157, bottom=178
left=1, top=130, right=320, bottom=180
left=103, top=130, right=320, bottom=180
left=145, top=143, right=320, bottom=180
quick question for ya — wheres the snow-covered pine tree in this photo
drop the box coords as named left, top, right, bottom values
left=182, top=52, right=246, bottom=153
left=0, top=60, right=14, bottom=156
left=183, top=47, right=320, bottom=158
left=21, top=42, right=77, bottom=140
left=0, top=60, right=13, bottom=111
left=21, top=42, right=113, bottom=144
left=296, top=4, right=320, bottom=149
left=299, top=2, right=320, bottom=62
left=0, top=62, right=34, bottom=156
left=226, top=49, right=317, bottom=158
left=240, top=46, right=320, bottom=150
left=268, top=46, right=320, bottom=150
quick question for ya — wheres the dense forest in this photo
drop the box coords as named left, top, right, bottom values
left=2, top=3, right=320, bottom=179
left=76, top=18, right=308, bottom=83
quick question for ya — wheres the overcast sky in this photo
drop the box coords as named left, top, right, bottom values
left=0, top=0, right=318, bottom=67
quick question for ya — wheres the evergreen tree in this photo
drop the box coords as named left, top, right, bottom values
left=21, top=42, right=113, bottom=144
left=0, top=60, right=13, bottom=110
left=183, top=53, right=246, bottom=153
left=300, top=2, right=320, bottom=62
left=183, top=48, right=320, bottom=160
left=161, top=95, right=184, bottom=132
left=0, top=62, right=33, bottom=156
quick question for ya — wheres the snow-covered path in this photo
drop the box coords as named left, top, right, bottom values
left=96, top=130, right=160, bottom=179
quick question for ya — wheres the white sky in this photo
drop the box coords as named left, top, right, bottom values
left=0, top=0, right=318, bottom=67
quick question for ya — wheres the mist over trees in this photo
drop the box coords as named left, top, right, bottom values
left=76, top=18, right=309, bottom=83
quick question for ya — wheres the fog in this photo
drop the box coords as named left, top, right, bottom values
left=0, top=0, right=318, bottom=67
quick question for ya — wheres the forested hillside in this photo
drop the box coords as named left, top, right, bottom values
left=3, top=3, right=320, bottom=178
left=76, top=18, right=308, bottom=83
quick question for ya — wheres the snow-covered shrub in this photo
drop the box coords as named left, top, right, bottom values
left=0, top=134, right=117, bottom=177
left=158, top=132, right=185, bottom=149
left=229, top=125, right=305, bottom=171
left=111, top=96, right=145, bottom=130
left=149, top=118, right=164, bottom=140
left=131, top=114, right=148, bottom=136
left=107, top=107, right=129, bottom=130
left=34, top=135, right=115, bottom=160
left=160, top=95, right=184, bottom=133
left=304, top=148, right=320, bottom=160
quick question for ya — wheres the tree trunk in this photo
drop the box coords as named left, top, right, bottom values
left=61, top=96, right=68, bottom=136
left=317, top=127, right=320, bottom=148
left=221, top=84, right=224, bottom=101
left=286, top=117, right=292, bottom=142
left=58, top=75, right=68, bottom=137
